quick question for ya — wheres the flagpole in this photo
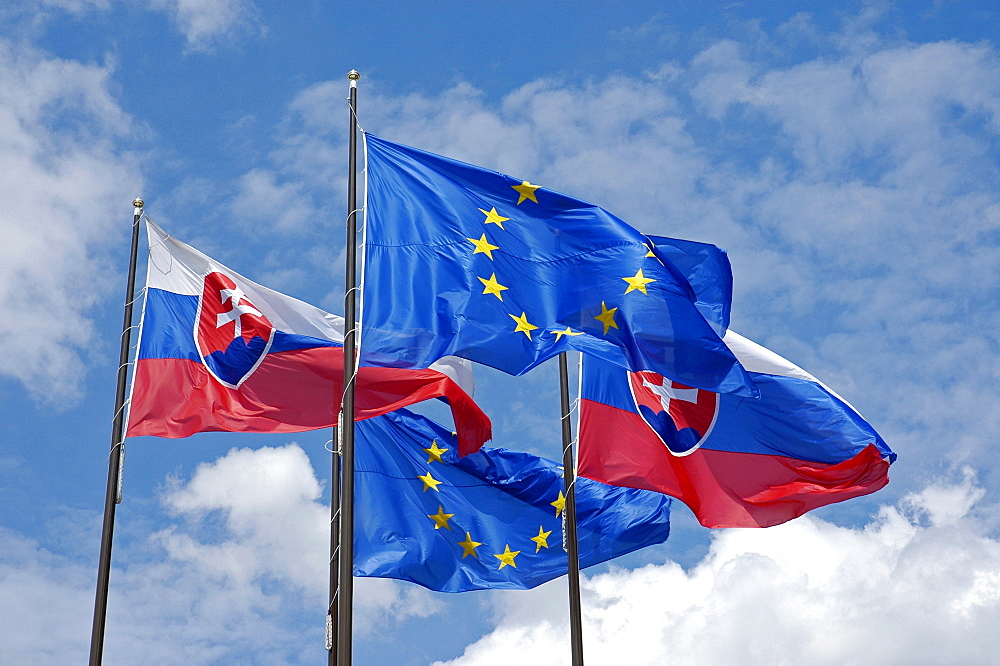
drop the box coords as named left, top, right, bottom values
left=336, top=69, right=360, bottom=666
left=559, top=352, right=585, bottom=665
left=89, top=197, right=144, bottom=665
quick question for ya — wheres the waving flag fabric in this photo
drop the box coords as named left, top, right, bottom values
left=578, top=332, right=895, bottom=528
left=126, top=219, right=491, bottom=455
left=646, top=235, right=733, bottom=333
left=353, top=408, right=672, bottom=592
left=361, top=134, right=755, bottom=397
left=578, top=234, right=894, bottom=528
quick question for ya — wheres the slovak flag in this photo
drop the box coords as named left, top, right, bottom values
left=126, top=219, right=491, bottom=455
left=578, top=331, right=896, bottom=528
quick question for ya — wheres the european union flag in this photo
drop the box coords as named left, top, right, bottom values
left=353, top=408, right=672, bottom=592
left=647, top=235, right=733, bottom=334
left=361, top=135, right=756, bottom=396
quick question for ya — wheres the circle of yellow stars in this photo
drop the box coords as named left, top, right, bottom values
left=412, top=436, right=569, bottom=572
left=461, top=179, right=657, bottom=347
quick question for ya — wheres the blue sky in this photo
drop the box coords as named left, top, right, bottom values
left=1, top=1, right=1000, bottom=663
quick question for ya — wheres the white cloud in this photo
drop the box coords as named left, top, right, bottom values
left=438, top=475, right=1000, bottom=665
left=0, top=443, right=442, bottom=662
left=231, top=167, right=315, bottom=233
left=148, top=0, right=263, bottom=53
left=0, top=39, right=141, bottom=403
left=157, top=443, right=328, bottom=596
left=5, top=0, right=262, bottom=52
left=354, top=577, right=447, bottom=632
left=155, top=443, right=444, bottom=631
left=2, top=453, right=999, bottom=664
left=0, top=0, right=111, bottom=25
left=0, top=527, right=95, bottom=663
left=39, top=0, right=111, bottom=12
left=686, top=36, right=1000, bottom=480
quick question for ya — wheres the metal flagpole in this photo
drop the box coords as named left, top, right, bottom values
left=559, top=352, right=585, bottom=665
left=89, top=197, right=144, bottom=665
left=336, top=69, right=361, bottom=666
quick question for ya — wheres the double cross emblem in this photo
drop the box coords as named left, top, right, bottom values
left=628, top=371, right=719, bottom=456
left=195, top=272, right=275, bottom=388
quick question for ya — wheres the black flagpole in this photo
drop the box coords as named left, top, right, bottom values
left=89, top=197, right=144, bottom=665
left=336, top=69, right=360, bottom=666
left=559, top=352, right=585, bottom=665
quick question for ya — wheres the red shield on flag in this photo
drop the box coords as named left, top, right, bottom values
left=194, top=271, right=275, bottom=388
left=628, top=370, right=719, bottom=456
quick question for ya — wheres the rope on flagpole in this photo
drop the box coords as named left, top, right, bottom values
left=354, top=129, right=370, bottom=380
left=341, top=126, right=367, bottom=413
left=109, top=395, right=132, bottom=429
left=123, top=285, right=146, bottom=309
left=113, top=361, right=134, bottom=380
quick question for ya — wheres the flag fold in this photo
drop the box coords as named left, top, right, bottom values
left=354, top=408, right=672, bottom=592
left=646, top=235, right=733, bottom=333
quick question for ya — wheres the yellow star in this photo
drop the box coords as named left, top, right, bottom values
left=594, top=301, right=619, bottom=335
left=552, top=326, right=584, bottom=341
left=479, top=207, right=510, bottom=230
left=458, top=532, right=482, bottom=559
left=423, top=440, right=448, bottom=464
left=622, top=268, right=656, bottom=295
left=530, top=525, right=552, bottom=553
left=427, top=505, right=455, bottom=530
left=511, top=180, right=540, bottom=205
left=551, top=490, right=566, bottom=518
left=467, top=233, right=500, bottom=260
left=494, top=544, right=521, bottom=569
left=509, top=312, right=539, bottom=340
left=478, top=273, right=509, bottom=301
left=418, top=471, right=443, bottom=492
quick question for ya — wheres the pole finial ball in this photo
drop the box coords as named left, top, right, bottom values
left=133, top=197, right=145, bottom=209
left=348, top=70, right=360, bottom=81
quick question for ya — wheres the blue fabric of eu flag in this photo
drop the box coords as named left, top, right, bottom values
left=647, top=235, right=733, bottom=335
left=361, top=134, right=755, bottom=396
left=353, top=408, right=672, bottom=592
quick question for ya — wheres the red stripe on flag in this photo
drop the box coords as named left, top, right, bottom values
left=127, top=348, right=490, bottom=455
left=578, top=398, right=889, bottom=528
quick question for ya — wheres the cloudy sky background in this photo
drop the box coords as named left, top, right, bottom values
left=1, top=1, right=999, bottom=663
